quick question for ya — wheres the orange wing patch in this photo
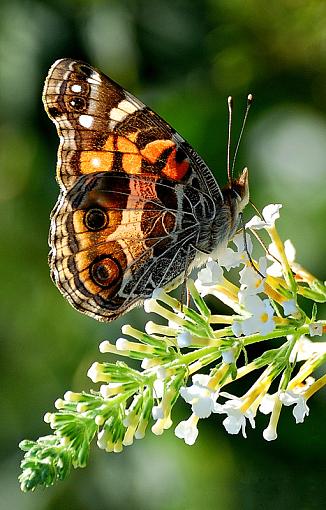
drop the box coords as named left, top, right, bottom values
left=122, top=154, right=143, bottom=174
left=163, top=148, right=190, bottom=180
left=79, top=134, right=189, bottom=180
left=140, top=139, right=189, bottom=180
left=80, top=151, right=114, bottom=173
left=116, top=136, right=139, bottom=153
left=103, top=134, right=139, bottom=154
left=140, top=139, right=175, bottom=164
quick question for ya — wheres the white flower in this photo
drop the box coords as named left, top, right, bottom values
left=309, top=323, right=323, bottom=337
left=263, top=424, right=278, bottom=441
left=87, top=362, right=101, bottom=383
left=267, top=239, right=296, bottom=277
left=152, top=416, right=173, bottom=436
left=115, top=338, right=129, bottom=350
left=258, top=392, right=281, bottom=441
left=197, top=260, right=223, bottom=286
left=217, top=233, right=253, bottom=270
left=214, top=394, right=256, bottom=438
left=217, top=248, right=241, bottom=270
left=151, top=287, right=164, bottom=300
left=100, top=382, right=121, bottom=398
left=282, top=299, right=297, bottom=316
left=221, top=349, right=235, bottom=364
left=152, top=405, right=164, bottom=420
left=177, top=331, right=192, bottom=348
left=155, top=366, right=167, bottom=380
left=259, top=393, right=277, bottom=415
left=233, top=295, right=275, bottom=336
left=239, top=256, right=267, bottom=294
left=246, top=204, right=282, bottom=230
left=289, top=335, right=326, bottom=362
left=141, top=358, right=153, bottom=369
left=175, top=415, right=199, bottom=445
left=233, top=232, right=253, bottom=255
left=97, top=429, right=110, bottom=450
left=180, top=374, right=218, bottom=418
left=231, top=321, right=243, bottom=338
left=153, top=378, right=164, bottom=398
left=279, top=391, right=310, bottom=423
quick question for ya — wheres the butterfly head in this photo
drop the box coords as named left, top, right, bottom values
left=199, top=167, right=249, bottom=259
left=218, top=166, right=249, bottom=241
left=222, top=166, right=249, bottom=216
left=230, top=166, right=249, bottom=213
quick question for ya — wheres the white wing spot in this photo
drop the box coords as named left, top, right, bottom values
left=79, top=115, right=94, bottom=128
left=71, top=84, right=82, bottom=93
left=110, top=108, right=127, bottom=122
left=118, top=99, right=139, bottom=114
left=91, top=157, right=101, bottom=168
left=87, top=72, right=101, bottom=85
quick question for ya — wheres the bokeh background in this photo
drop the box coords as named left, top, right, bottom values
left=1, top=0, right=326, bottom=509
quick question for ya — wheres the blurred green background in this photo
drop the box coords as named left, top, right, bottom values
left=1, top=0, right=325, bottom=509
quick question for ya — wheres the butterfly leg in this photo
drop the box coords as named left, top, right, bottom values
left=179, top=244, right=194, bottom=313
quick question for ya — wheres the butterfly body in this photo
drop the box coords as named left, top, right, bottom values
left=43, top=59, right=248, bottom=321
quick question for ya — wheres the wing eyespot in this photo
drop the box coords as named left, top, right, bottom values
left=48, top=106, right=61, bottom=118
left=78, top=64, right=93, bottom=78
left=84, top=208, right=108, bottom=231
left=69, top=96, right=87, bottom=111
left=90, top=255, right=122, bottom=289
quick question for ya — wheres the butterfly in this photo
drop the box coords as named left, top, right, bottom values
left=42, top=58, right=249, bottom=322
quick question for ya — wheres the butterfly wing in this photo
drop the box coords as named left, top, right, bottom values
left=43, top=59, right=224, bottom=321
left=43, top=58, right=221, bottom=194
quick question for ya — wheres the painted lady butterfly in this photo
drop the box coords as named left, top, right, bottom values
left=43, top=59, right=249, bottom=321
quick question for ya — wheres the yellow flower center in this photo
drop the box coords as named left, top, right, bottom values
left=261, top=312, right=269, bottom=323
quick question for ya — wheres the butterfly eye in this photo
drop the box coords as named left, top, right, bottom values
left=90, top=256, right=121, bottom=289
left=84, top=208, right=108, bottom=231
left=69, top=96, right=86, bottom=111
left=231, top=188, right=241, bottom=200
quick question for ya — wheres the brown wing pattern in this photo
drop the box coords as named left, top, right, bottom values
left=42, top=58, right=209, bottom=191
left=49, top=172, right=211, bottom=320
left=43, top=59, right=221, bottom=321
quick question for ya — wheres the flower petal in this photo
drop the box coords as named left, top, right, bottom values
left=246, top=215, right=267, bottom=230
left=262, top=203, right=282, bottom=225
left=175, top=417, right=199, bottom=445
left=282, top=299, right=297, bottom=316
left=197, top=260, right=223, bottom=286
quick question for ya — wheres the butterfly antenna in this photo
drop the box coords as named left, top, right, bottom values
left=249, top=221, right=283, bottom=265
left=247, top=201, right=283, bottom=265
left=231, top=94, right=253, bottom=178
left=227, top=96, right=233, bottom=184
left=249, top=199, right=264, bottom=218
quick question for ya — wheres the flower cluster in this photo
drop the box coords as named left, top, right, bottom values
left=19, top=204, right=326, bottom=492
